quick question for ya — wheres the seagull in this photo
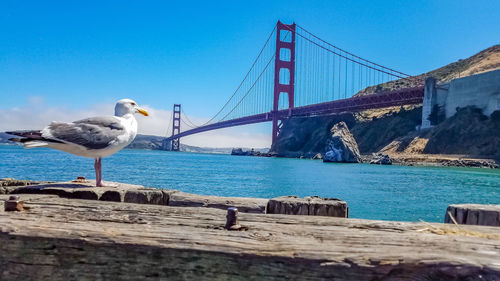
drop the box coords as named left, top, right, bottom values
left=7, top=99, right=149, bottom=187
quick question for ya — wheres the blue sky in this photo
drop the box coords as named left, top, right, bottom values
left=0, top=0, right=499, bottom=147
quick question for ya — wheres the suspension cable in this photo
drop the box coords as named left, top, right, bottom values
left=217, top=30, right=293, bottom=121
left=181, top=108, right=202, bottom=128
left=296, top=25, right=411, bottom=77
left=282, top=24, right=421, bottom=82
left=294, top=32, right=406, bottom=79
left=180, top=117, right=195, bottom=129
left=218, top=52, right=276, bottom=122
left=164, top=110, right=173, bottom=137
left=197, top=25, right=277, bottom=126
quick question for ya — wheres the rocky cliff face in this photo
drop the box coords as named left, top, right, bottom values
left=270, top=106, right=421, bottom=158
left=382, top=107, right=500, bottom=159
left=424, top=107, right=500, bottom=156
left=272, top=105, right=500, bottom=161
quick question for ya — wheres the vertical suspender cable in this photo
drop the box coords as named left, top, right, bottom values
left=332, top=50, right=335, bottom=100
left=338, top=50, right=341, bottom=99
left=344, top=55, right=348, bottom=98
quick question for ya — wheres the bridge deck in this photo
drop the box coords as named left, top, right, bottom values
left=167, top=86, right=424, bottom=140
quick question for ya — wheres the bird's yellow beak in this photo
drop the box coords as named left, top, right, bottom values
left=137, top=108, right=149, bottom=116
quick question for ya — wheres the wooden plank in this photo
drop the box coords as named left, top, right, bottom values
left=8, top=180, right=347, bottom=217
left=0, top=194, right=498, bottom=280
left=10, top=181, right=268, bottom=214
left=445, top=204, right=500, bottom=226
left=267, top=196, right=348, bottom=217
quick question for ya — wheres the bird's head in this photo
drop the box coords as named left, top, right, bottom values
left=114, top=99, right=149, bottom=117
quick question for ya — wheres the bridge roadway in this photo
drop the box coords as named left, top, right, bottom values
left=166, top=86, right=424, bottom=140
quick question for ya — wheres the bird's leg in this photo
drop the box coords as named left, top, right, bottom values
left=95, top=157, right=103, bottom=187
left=94, top=158, right=117, bottom=188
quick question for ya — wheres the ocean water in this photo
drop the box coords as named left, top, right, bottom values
left=1, top=144, right=499, bottom=222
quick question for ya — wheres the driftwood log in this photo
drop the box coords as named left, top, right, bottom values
left=0, top=194, right=499, bottom=280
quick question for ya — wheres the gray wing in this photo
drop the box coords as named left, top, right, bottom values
left=47, top=117, right=126, bottom=149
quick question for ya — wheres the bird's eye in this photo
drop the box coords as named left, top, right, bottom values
left=131, top=102, right=136, bottom=106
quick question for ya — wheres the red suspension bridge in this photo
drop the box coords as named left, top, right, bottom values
left=164, top=21, right=424, bottom=151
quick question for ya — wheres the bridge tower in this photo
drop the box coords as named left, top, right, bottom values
left=272, top=21, right=296, bottom=145
left=171, top=104, right=181, bottom=151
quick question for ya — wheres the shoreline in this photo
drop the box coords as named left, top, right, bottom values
left=360, top=153, right=499, bottom=169
left=3, top=142, right=498, bottom=169
left=231, top=147, right=500, bottom=169
left=384, top=153, right=499, bottom=169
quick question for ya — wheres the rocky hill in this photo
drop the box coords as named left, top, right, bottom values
left=382, top=107, right=500, bottom=159
left=126, top=134, right=165, bottom=150
left=272, top=104, right=500, bottom=164
left=271, top=45, right=500, bottom=164
left=271, top=105, right=422, bottom=158
left=355, top=45, right=500, bottom=96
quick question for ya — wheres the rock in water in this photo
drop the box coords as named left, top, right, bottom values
left=231, top=148, right=248, bottom=156
left=370, top=153, right=392, bottom=165
left=312, top=153, right=323, bottom=160
left=323, top=122, right=361, bottom=163
left=231, top=148, right=264, bottom=156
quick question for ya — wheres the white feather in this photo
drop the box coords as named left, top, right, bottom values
left=24, top=141, right=49, bottom=148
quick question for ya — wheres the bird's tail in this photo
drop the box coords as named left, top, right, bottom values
left=6, top=130, right=49, bottom=148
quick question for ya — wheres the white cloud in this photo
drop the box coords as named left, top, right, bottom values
left=1, top=98, right=271, bottom=148
left=182, top=129, right=271, bottom=148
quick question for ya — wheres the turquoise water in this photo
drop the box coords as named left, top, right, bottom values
left=1, top=144, right=499, bottom=222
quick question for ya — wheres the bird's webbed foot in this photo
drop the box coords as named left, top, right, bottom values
left=95, top=181, right=118, bottom=188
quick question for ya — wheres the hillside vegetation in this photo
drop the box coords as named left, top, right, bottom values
left=382, top=107, right=500, bottom=159
left=355, top=45, right=500, bottom=96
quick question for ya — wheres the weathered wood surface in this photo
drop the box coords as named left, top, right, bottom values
left=0, top=178, right=47, bottom=194
left=0, top=195, right=499, bottom=281
left=8, top=180, right=267, bottom=214
left=445, top=204, right=500, bottom=227
left=169, top=191, right=267, bottom=214
left=267, top=196, right=348, bottom=217
left=6, top=180, right=343, bottom=216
